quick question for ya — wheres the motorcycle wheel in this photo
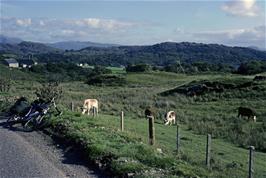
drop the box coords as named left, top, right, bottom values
left=5, top=115, right=20, bottom=128
left=23, top=116, right=39, bottom=132
left=35, top=113, right=51, bottom=129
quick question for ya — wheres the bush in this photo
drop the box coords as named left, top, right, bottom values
left=163, top=61, right=234, bottom=74
left=86, top=75, right=126, bottom=86
left=90, top=65, right=112, bottom=76
left=30, top=62, right=93, bottom=81
left=35, top=82, right=63, bottom=102
left=236, top=61, right=266, bottom=75
left=0, top=77, right=12, bottom=92
left=126, top=64, right=151, bottom=72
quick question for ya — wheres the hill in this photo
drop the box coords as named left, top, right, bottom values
left=75, top=42, right=266, bottom=66
left=0, top=35, right=23, bottom=44
left=0, top=41, right=62, bottom=55
left=1, top=41, right=265, bottom=66
left=47, top=42, right=265, bottom=66
left=47, top=41, right=118, bottom=50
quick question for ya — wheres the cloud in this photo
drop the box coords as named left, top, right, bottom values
left=65, top=18, right=136, bottom=31
left=16, top=18, right=32, bottom=26
left=221, top=0, right=260, bottom=17
left=193, top=25, right=266, bottom=49
left=0, top=17, right=138, bottom=42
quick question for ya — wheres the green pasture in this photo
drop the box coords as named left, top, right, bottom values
left=1, top=64, right=266, bottom=177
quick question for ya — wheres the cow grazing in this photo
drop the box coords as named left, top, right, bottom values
left=238, top=107, right=256, bottom=122
left=164, top=111, right=176, bottom=125
left=82, top=99, right=99, bottom=115
left=145, top=108, right=155, bottom=119
left=254, top=76, right=266, bottom=81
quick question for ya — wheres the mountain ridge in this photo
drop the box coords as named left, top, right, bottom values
left=47, top=41, right=119, bottom=50
left=1, top=40, right=265, bottom=66
left=0, top=35, right=23, bottom=44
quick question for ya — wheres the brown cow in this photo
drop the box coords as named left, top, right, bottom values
left=238, top=107, right=256, bottom=122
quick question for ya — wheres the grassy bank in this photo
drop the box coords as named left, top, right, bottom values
left=47, top=112, right=266, bottom=177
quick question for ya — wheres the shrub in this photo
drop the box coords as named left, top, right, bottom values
left=236, top=61, right=266, bottom=75
left=90, top=65, right=112, bottom=76
left=0, top=77, right=12, bottom=92
left=126, top=64, right=151, bottom=72
left=35, top=81, right=63, bottom=102
left=86, top=75, right=126, bottom=86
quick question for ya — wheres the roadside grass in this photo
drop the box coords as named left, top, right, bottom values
left=48, top=112, right=266, bottom=177
left=48, top=112, right=211, bottom=177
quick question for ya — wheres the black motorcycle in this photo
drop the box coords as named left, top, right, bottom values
left=6, top=97, right=62, bottom=132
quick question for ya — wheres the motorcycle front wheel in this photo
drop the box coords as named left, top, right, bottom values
left=23, top=115, right=40, bottom=132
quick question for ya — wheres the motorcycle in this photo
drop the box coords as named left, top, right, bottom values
left=6, top=97, right=62, bottom=132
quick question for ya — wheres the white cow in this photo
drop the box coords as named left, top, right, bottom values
left=164, top=111, right=176, bottom=125
left=82, top=99, right=98, bottom=115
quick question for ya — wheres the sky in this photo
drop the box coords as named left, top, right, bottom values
left=0, top=0, right=265, bottom=49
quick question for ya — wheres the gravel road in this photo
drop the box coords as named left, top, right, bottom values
left=0, top=118, right=106, bottom=178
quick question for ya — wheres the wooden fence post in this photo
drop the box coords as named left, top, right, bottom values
left=148, top=116, right=155, bottom=145
left=248, top=146, right=255, bottom=178
left=71, top=102, right=74, bottom=111
left=120, top=111, right=124, bottom=131
left=206, top=134, right=211, bottom=168
left=176, top=124, right=180, bottom=153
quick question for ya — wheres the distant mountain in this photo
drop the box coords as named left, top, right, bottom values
left=248, top=46, right=266, bottom=51
left=73, top=42, right=266, bottom=66
left=0, top=35, right=23, bottom=44
left=1, top=41, right=266, bottom=66
left=47, top=41, right=118, bottom=50
left=0, top=41, right=62, bottom=55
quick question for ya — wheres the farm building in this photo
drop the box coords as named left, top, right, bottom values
left=2, top=58, right=19, bottom=68
left=19, top=59, right=37, bottom=68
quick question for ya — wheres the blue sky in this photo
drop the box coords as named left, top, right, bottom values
left=0, top=0, right=265, bottom=48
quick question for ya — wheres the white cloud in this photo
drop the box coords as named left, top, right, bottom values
left=0, top=17, right=138, bottom=42
left=193, top=25, right=266, bottom=48
left=61, top=29, right=75, bottom=35
left=221, top=0, right=260, bottom=17
left=39, top=20, right=45, bottom=26
left=66, top=18, right=136, bottom=31
left=222, top=0, right=259, bottom=17
left=16, top=18, right=32, bottom=26
left=175, top=27, right=185, bottom=34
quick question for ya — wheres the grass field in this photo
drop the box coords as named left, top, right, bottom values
left=48, top=112, right=266, bottom=177
left=1, top=64, right=266, bottom=177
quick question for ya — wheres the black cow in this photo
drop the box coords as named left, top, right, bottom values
left=238, top=107, right=256, bottom=122
left=254, top=76, right=266, bottom=81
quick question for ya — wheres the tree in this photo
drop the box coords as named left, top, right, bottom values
left=237, top=61, right=266, bottom=75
